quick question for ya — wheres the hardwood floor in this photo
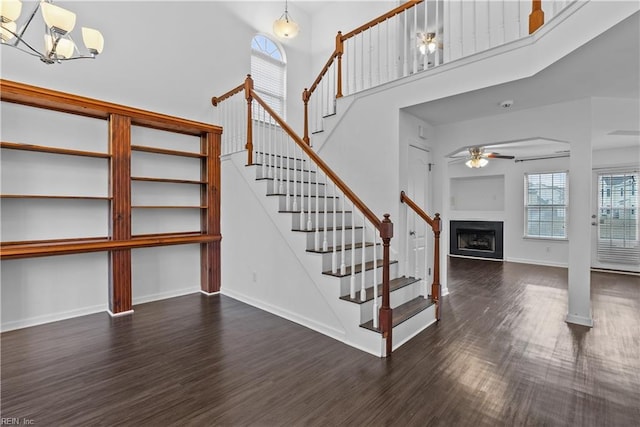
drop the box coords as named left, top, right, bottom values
left=2, top=258, right=639, bottom=426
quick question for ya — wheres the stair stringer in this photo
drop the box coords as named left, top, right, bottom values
left=221, top=152, right=387, bottom=356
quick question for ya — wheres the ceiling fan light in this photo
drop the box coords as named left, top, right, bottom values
left=466, top=157, right=488, bottom=168
left=0, top=0, right=21, bottom=23
left=41, top=1, right=76, bottom=35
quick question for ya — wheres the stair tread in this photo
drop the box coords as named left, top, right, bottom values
left=294, top=225, right=363, bottom=233
left=339, top=276, right=420, bottom=304
left=280, top=210, right=352, bottom=215
left=255, top=152, right=306, bottom=161
left=252, top=164, right=316, bottom=174
left=257, top=177, right=325, bottom=186
left=322, top=259, right=398, bottom=277
left=359, top=296, right=435, bottom=333
left=306, top=241, right=376, bottom=254
left=268, top=194, right=338, bottom=199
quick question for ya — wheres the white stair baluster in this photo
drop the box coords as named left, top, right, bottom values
left=285, top=134, right=291, bottom=210
left=405, top=204, right=411, bottom=276
left=435, top=0, right=440, bottom=66
left=413, top=5, right=418, bottom=74
left=314, top=169, right=320, bottom=249
left=292, top=138, right=298, bottom=212
left=332, top=180, right=338, bottom=273
left=424, top=219, right=429, bottom=299
left=360, top=33, right=364, bottom=92
left=415, top=217, right=419, bottom=280
left=307, top=160, right=313, bottom=230
left=373, top=229, right=379, bottom=328
left=349, top=200, right=356, bottom=299
left=261, top=107, right=267, bottom=177
left=360, top=211, right=366, bottom=302
left=423, top=0, right=429, bottom=71
left=340, top=193, right=346, bottom=275
left=299, top=146, right=305, bottom=227
left=268, top=112, right=274, bottom=178
left=278, top=129, right=284, bottom=194
left=322, top=173, right=328, bottom=252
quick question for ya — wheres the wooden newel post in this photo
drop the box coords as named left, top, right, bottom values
left=431, top=213, right=441, bottom=320
left=244, top=74, right=254, bottom=166
left=302, top=88, right=310, bottom=145
left=529, top=0, right=544, bottom=34
left=335, top=32, right=344, bottom=99
left=379, top=213, right=394, bottom=357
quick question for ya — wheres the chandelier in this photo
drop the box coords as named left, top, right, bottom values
left=273, top=0, right=298, bottom=39
left=0, top=0, right=104, bottom=64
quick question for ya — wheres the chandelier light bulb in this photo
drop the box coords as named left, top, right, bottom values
left=0, top=0, right=22, bottom=22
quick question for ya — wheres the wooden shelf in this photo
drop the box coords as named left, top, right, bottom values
left=1, top=141, right=110, bottom=158
left=0, top=233, right=221, bottom=260
left=131, top=176, right=207, bottom=185
left=131, top=145, right=206, bottom=158
left=131, top=205, right=207, bottom=209
left=1, top=194, right=111, bottom=200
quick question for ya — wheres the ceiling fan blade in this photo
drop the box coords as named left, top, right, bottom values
left=485, top=152, right=515, bottom=159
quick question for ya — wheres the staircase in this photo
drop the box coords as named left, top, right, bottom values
left=221, top=141, right=436, bottom=356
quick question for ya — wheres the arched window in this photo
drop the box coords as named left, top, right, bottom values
left=251, top=34, right=286, bottom=120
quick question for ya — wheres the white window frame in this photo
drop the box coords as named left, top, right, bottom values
left=250, top=34, right=286, bottom=122
left=524, top=171, right=568, bottom=240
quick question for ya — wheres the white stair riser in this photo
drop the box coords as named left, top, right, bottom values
left=267, top=180, right=328, bottom=196
left=317, top=244, right=379, bottom=271
left=256, top=166, right=316, bottom=183
left=292, top=211, right=354, bottom=231
left=333, top=263, right=399, bottom=297
left=356, top=281, right=424, bottom=324
left=255, top=154, right=306, bottom=170
left=276, top=194, right=342, bottom=212
left=305, top=227, right=364, bottom=248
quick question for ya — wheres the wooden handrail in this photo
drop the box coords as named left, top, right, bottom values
left=342, top=0, right=423, bottom=40
left=400, top=191, right=441, bottom=320
left=251, top=88, right=383, bottom=232
left=211, top=82, right=244, bottom=107
left=308, top=51, right=340, bottom=95
left=400, top=191, right=436, bottom=228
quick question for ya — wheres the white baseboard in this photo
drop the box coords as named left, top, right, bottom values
left=133, top=286, right=199, bottom=305
left=200, top=290, right=221, bottom=296
left=565, top=313, right=594, bottom=327
left=221, top=289, right=346, bottom=344
left=506, top=257, right=568, bottom=268
left=1, top=304, right=107, bottom=332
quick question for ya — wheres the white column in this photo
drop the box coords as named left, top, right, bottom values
left=566, top=102, right=593, bottom=327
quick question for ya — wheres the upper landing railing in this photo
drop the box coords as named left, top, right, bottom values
left=302, top=0, right=572, bottom=143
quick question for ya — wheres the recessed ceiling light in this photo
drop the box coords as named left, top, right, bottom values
left=499, top=100, right=514, bottom=108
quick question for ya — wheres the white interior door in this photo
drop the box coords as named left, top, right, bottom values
left=407, top=144, right=432, bottom=291
left=591, top=169, right=640, bottom=273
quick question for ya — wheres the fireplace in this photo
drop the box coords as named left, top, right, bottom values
left=450, top=221, right=503, bottom=260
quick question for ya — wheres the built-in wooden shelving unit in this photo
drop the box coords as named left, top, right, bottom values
left=0, top=79, right=222, bottom=315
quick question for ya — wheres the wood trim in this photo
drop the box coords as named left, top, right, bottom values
left=308, top=52, right=339, bottom=95
left=130, top=145, right=206, bottom=158
left=1, top=141, right=110, bottom=158
left=131, top=177, right=207, bottom=185
left=0, top=79, right=222, bottom=136
left=341, top=0, right=423, bottom=40
left=1, top=195, right=111, bottom=200
left=131, top=205, right=208, bottom=209
left=201, top=131, right=221, bottom=293
left=251, top=90, right=383, bottom=231
left=109, top=114, right=132, bottom=314
left=0, top=234, right=221, bottom=260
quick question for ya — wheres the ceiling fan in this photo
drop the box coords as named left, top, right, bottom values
left=465, top=147, right=515, bottom=168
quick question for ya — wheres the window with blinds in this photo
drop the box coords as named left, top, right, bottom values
left=597, top=171, right=639, bottom=265
left=524, top=172, right=568, bottom=239
left=251, top=35, right=286, bottom=122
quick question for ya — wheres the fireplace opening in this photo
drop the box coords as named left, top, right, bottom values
left=458, top=229, right=495, bottom=252
left=450, top=221, right=503, bottom=260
